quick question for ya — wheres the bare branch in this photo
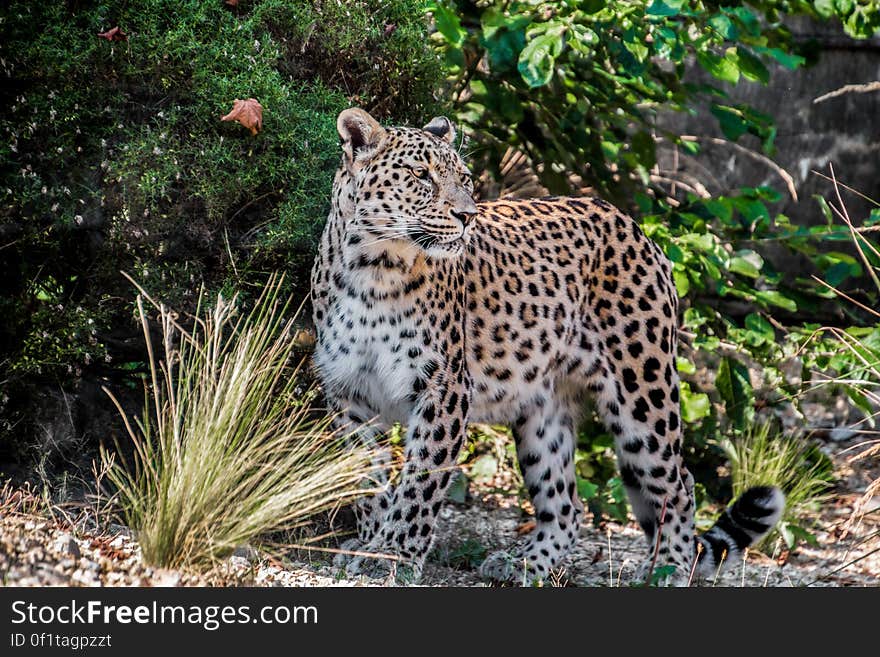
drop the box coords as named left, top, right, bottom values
left=813, top=81, right=880, bottom=105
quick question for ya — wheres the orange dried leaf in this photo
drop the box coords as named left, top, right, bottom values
left=516, top=519, right=536, bottom=535
left=225, top=0, right=239, bottom=6
left=98, top=27, right=127, bottom=42
left=292, top=329, right=316, bottom=349
left=221, top=98, right=263, bottom=136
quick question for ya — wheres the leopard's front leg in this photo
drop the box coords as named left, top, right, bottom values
left=327, top=399, right=394, bottom=567
left=345, top=358, right=470, bottom=582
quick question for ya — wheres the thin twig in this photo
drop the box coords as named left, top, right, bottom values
left=811, top=276, right=880, bottom=319
left=811, top=169, right=880, bottom=208
left=687, top=541, right=702, bottom=587
left=705, top=136, right=798, bottom=201
left=813, top=81, right=880, bottom=104
left=643, top=497, right=668, bottom=587
left=829, top=163, right=880, bottom=292
left=287, top=543, right=400, bottom=561
left=804, top=544, right=880, bottom=586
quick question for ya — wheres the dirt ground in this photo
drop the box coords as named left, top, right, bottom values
left=1, top=428, right=877, bottom=588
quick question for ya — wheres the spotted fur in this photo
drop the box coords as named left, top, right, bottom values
left=311, top=108, right=784, bottom=584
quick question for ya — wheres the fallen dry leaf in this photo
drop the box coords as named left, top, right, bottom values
left=97, top=27, right=127, bottom=42
left=89, top=537, right=127, bottom=562
left=516, top=519, right=536, bottom=535
left=225, top=0, right=239, bottom=6
left=221, top=98, right=263, bottom=136
left=292, top=328, right=316, bottom=349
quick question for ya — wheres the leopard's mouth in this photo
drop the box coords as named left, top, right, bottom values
left=407, top=227, right=468, bottom=258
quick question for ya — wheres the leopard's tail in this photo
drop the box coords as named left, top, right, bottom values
left=693, top=486, right=785, bottom=578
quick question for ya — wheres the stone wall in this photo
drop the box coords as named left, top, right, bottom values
left=659, top=17, right=880, bottom=227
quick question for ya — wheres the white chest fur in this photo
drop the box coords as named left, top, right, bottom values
left=314, top=274, right=426, bottom=423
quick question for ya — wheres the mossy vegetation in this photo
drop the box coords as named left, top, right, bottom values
left=0, top=0, right=441, bottom=469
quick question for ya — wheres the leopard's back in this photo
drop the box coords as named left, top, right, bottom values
left=463, top=196, right=676, bottom=426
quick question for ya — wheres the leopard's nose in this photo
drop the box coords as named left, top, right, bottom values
left=450, top=209, right=477, bottom=228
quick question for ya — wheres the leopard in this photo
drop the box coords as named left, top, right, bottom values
left=310, top=107, right=785, bottom=585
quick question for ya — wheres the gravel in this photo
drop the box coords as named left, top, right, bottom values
left=1, top=429, right=877, bottom=588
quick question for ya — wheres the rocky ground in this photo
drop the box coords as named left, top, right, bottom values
left=1, top=424, right=878, bottom=587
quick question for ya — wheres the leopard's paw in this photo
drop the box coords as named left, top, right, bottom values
left=345, top=552, right=396, bottom=581
left=344, top=547, right=421, bottom=584
left=332, top=538, right=364, bottom=569
left=479, top=550, right=539, bottom=585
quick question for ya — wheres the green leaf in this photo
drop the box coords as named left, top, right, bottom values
left=676, top=357, right=696, bottom=375
left=847, top=386, right=875, bottom=419
left=430, top=3, right=466, bottom=47
left=704, top=198, right=733, bottom=223
left=576, top=477, right=599, bottom=501
left=756, top=290, right=798, bottom=312
left=729, top=249, right=764, bottom=278
left=518, top=27, right=565, bottom=88
left=646, top=0, right=684, bottom=17
left=729, top=6, right=760, bottom=37
left=681, top=382, right=711, bottom=423
left=755, top=46, right=805, bottom=70
left=836, top=0, right=855, bottom=15
left=711, top=104, right=748, bottom=141
left=673, top=268, right=690, bottom=296
left=650, top=565, right=678, bottom=586
left=815, top=0, right=835, bottom=19
left=745, top=313, right=774, bottom=341
left=569, top=24, right=599, bottom=55
left=813, top=194, right=834, bottom=226
left=580, top=0, right=606, bottom=15
left=608, top=476, right=627, bottom=506
left=735, top=47, right=770, bottom=84
left=696, top=51, right=740, bottom=84
left=715, top=357, right=754, bottom=430
left=631, top=131, right=656, bottom=169
left=708, top=14, right=738, bottom=40
left=778, top=521, right=795, bottom=548
left=786, top=524, right=820, bottom=547
left=825, top=262, right=855, bottom=287
left=601, top=140, right=620, bottom=160
left=446, top=470, right=468, bottom=503
left=733, top=197, right=770, bottom=225
left=754, top=185, right=783, bottom=203
left=677, top=232, right=716, bottom=253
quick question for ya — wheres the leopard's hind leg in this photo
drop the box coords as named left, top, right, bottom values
left=588, top=316, right=698, bottom=584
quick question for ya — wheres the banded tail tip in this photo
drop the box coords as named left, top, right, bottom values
left=695, top=486, right=786, bottom=578
left=731, top=486, right=786, bottom=542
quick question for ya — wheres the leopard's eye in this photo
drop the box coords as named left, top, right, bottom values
left=410, top=166, right=432, bottom=182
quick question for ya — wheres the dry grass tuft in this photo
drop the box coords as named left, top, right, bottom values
left=101, top=274, right=373, bottom=569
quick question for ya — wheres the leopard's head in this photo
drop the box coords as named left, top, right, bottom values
left=334, top=108, right=478, bottom=259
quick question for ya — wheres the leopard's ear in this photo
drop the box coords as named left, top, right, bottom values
left=423, top=116, right=456, bottom=144
left=337, top=108, right=387, bottom=169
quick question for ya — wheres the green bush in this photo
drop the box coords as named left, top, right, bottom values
left=0, top=0, right=442, bottom=466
